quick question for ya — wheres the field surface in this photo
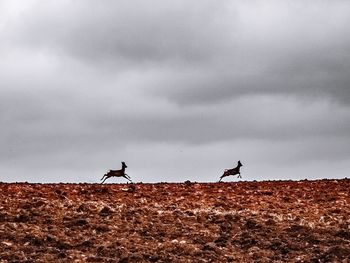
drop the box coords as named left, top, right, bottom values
left=0, top=179, right=350, bottom=262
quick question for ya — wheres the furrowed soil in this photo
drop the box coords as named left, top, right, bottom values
left=0, top=179, right=350, bottom=262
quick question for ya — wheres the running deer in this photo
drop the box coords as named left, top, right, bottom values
left=219, top=160, right=243, bottom=182
left=101, top=162, right=132, bottom=184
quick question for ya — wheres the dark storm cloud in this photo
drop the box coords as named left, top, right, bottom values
left=9, top=0, right=350, bottom=105
left=1, top=0, right=350, bottom=182
left=12, top=0, right=230, bottom=65
left=154, top=19, right=350, bottom=105
left=155, top=60, right=350, bottom=106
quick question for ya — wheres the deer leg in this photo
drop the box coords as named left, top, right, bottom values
left=123, top=175, right=132, bottom=182
left=219, top=173, right=227, bottom=182
left=101, top=174, right=106, bottom=181
left=125, top=174, right=133, bottom=182
left=101, top=176, right=109, bottom=184
left=238, top=173, right=242, bottom=178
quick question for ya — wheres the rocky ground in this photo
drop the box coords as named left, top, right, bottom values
left=0, top=179, right=350, bottom=262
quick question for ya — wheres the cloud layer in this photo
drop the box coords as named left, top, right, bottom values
left=1, top=0, right=350, bottom=182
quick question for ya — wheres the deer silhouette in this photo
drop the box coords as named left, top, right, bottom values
left=101, top=162, right=132, bottom=184
left=219, top=160, right=243, bottom=182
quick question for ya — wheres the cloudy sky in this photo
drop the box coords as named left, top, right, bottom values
left=1, top=0, right=350, bottom=183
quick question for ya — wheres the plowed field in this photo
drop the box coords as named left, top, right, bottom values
left=1, top=179, right=350, bottom=262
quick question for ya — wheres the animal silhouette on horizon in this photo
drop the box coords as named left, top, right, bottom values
left=101, top=162, right=132, bottom=184
left=219, top=160, right=243, bottom=182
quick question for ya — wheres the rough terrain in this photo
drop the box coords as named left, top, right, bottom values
left=0, top=179, right=350, bottom=262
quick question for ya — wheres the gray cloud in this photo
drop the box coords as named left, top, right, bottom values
left=90, top=97, right=350, bottom=144
left=7, top=0, right=350, bottom=105
left=1, top=0, right=350, bottom=182
left=10, top=0, right=231, bottom=65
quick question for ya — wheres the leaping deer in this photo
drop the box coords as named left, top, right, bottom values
left=219, top=160, right=243, bottom=182
left=101, top=162, right=132, bottom=184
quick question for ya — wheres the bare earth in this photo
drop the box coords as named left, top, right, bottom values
left=0, top=179, right=350, bottom=262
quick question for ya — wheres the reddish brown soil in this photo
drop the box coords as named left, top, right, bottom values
left=0, top=179, right=350, bottom=262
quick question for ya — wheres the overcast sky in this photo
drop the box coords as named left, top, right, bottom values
left=1, top=0, right=350, bottom=183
